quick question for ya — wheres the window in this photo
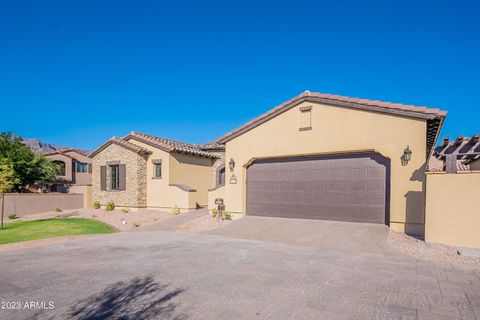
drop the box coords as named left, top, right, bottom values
left=76, top=162, right=88, bottom=173
left=154, top=163, right=162, bottom=178
left=152, top=159, right=162, bottom=178
left=53, top=160, right=66, bottom=176
left=110, top=165, right=119, bottom=190
left=217, top=166, right=225, bottom=186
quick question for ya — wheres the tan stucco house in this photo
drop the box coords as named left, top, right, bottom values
left=89, top=132, right=224, bottom=211
left=45, top=149, right=93, bottom=208
left=209, top=91, right=447, bottom=236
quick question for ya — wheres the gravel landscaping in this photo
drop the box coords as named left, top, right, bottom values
left=16, top=208, right=175, bottom=231
left=388, top=230, right=480, bottom=268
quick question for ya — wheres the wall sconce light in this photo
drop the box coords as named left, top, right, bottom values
left=229, top=158, right=235, bottom=172
left=403, top=145, right=412, bottom=164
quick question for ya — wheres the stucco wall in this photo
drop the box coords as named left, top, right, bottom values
left=1, top=193, right=84, bottom=217
left=224, top=101, right=427, bottom=235
left=92, top=143, right=147, bottom=208
left=124, top=139, right=210, bottom=210
left=70, top=185, right=92, bottom=208
left=47, top=154, right=73, bottom=181
left=169, top=152, right=213, bottom=207
left=208, top=185, right=225, bottom=210
left=425, top=172, right=480, bottom=248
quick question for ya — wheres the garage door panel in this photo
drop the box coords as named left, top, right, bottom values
left=247, top=153, right=388, bottom=224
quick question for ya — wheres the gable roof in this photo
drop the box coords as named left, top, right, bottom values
left=88, top=138, right=152, bottom=158
left=216, top=91, right=447, bottom=157
left=124, top=132, right=222, bottom=158
left=46, top=148, right=88, bottom=157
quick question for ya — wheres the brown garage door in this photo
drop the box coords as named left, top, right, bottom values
left=246, top=153, right=389, bottom=224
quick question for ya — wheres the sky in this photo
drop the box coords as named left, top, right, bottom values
left=0, top=0, right=478, bottom=150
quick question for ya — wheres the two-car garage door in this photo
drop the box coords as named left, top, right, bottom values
left=246, top=153, right=389, bottom=224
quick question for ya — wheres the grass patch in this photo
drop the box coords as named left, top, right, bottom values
left=0, top=218, right=116, bottom=245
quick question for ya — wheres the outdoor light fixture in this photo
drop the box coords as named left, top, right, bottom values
left=229, top=158, right=235, bottom=172
left=403, top=145, right=412, bottom=163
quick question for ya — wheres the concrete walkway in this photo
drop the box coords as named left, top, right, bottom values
left=142, top=208, right=208, bottom=231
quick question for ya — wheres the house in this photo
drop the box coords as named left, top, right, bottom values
left=428, top=135, right=480, bottom=173
left=45, top=149, right=93, bottom=207
left=89, top=132, right=224, bottom=211
left=209, top=91, right=446, bottom=237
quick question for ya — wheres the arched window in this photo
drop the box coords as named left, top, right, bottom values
left=217, top=166, right=225, bottom=186
left=53, top=160, right=66, bottom=176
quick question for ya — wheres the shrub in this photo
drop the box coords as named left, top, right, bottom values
left=105, top=201, right=115, bottom=211
left=8, top=213, right=16, bottom=219
left=210, top=208, right=218, bottom=217
left=222, top=211, right=232, bottom=220
left=93, top=201, right=101, bottom=209
left=55, top=208, right=62, bottom=212
left=121, top=207, right=129, bottom=213
left=172, top=205, right=180, bottom=215
left=133, top=222, right=140, bottom=228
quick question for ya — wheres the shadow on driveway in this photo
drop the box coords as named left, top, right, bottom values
left=34, top=275, right=187, bottom=320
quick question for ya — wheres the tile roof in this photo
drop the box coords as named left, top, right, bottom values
left=126, top=132, right=222, bottom=158
left=88, top=137, right=151, bottom=158
left=215, top=91, right=447, bottom=157
left=45, top=148, right=88, bottom=156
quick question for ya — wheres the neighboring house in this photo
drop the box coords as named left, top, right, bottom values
left=45, top=149, right=93, bottom=208
left=210, top=91, right=446, bottom=237
left=428, top=135, right=480, bottom=172
left=89, top=132, right=224, bottom=211
left=45, top=149, right=92, bottom=193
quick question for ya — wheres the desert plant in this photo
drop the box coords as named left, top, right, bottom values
left=105, top=201, right=115, bottom=212
left=8, top=213, right=16, bottom=219
left=133, top=222, right=140, bottom=228
left=210, top=208, right=218, bottom=217
left=222, top=211, right=232, bottom=220
left=55, top=208, right=62, bottom=212
left=93, top=201, right=101, bottom=209
left=121, top=207, right=129, bottom=213
left=172, top=205, right=180, bottom=215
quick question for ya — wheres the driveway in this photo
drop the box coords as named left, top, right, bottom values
left=205, top=216, right=395, bottom=256
left=0, top=218, right=479, bottom=320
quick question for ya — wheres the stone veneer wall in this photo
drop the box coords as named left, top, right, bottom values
left=210, top=152, right=225, bottom=189
left=92, top=143, right=148, bottom=208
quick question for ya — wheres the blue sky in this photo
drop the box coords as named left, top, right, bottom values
left=1, top=0, right=478, bottom=150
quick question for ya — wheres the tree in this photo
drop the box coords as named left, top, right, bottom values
left=0, top=132, right=58, bottom=191
left=0, top=161, right=16, bottom=230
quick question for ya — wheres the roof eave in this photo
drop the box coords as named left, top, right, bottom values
left=217, top=95, right=445, bottom=144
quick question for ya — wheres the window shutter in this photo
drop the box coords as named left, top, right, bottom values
left=119, top=164, right=126, bottom=191
left=88, top=163, right=92, bottom=173
left=100, top=166, right=107, bottom=191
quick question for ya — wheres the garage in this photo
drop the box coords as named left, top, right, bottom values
left=246, top=153, right=389, bottom=224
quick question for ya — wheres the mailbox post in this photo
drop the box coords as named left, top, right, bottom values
left=215, top=198, right=225, bottom=219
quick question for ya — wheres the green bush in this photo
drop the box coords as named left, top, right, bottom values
left=8, top=213, right=16, bottom=219
left=172, top=205, right=180, bottom=215
left=210, top=208, right=218, bottom=217
left=93, top=201, right=101, bottom=209
left=105, top=201, right=115, bottom=212
left=121, top=207, right=129, bottom=213
left=55, top=208, right=62, bottom=212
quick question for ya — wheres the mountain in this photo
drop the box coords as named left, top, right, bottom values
left=22, top=138, right=66, bottom=153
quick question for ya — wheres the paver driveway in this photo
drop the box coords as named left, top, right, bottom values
left=0, top=216, right=479, bottom=320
